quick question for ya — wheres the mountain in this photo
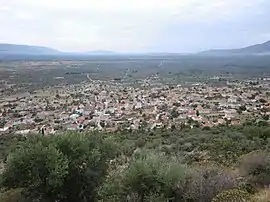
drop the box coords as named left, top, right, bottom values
left=198, top=40, right=270, bottom=56
left=83, top=50, right=118, bottom=55
left=0, top=43, right=61, bottom=55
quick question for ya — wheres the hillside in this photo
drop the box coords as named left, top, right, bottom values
left=0, top=43, right=61, bottom=55
left=2, top=125, right=270, bottom=201
left=199, top=40, right=270, bottom=56
left=0, top=44, right=119, bottom=56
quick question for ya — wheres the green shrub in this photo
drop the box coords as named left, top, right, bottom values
left=0, top=133, right=118, bottom=202
left=99, top=152, right=188, bottom=201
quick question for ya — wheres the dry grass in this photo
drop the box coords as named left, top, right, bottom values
left=251, top=189, right=270, bottom=202
left=0, top=188, right=23, bottom=202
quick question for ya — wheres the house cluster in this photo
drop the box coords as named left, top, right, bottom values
left=1, top=79, right=270, bottom=134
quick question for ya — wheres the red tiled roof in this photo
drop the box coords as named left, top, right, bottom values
left=77, top=117, right=85, bottom=124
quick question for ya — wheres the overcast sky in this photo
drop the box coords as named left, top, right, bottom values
left=0, top=0, right=270, bottom=53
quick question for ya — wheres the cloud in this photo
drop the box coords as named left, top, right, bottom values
left=0, top=0, right=269, bottom=52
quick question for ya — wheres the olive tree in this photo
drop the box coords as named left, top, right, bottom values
left=1, top=132, right=118, bottom=202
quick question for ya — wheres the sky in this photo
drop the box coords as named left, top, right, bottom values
left=0, top=0, right=270, bottom=53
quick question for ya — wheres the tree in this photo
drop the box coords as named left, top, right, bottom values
left=262, top=114, right=269, bottom=121
left=170, top=108, right=180, bottom=119
left=237, top=109, right=243, bottom=115
left=259, top=98, right=267, bottom=104
left=171, top=124, right=176, bottom=131
left=0, top=119, right=7, bottom=128
left=1, top=140, right=68, bottom=201
left=173, top=102, right=181, bottom=107
left=239, top=105, right=246, bottom=111
left=1, top=133, right=118, bottom=202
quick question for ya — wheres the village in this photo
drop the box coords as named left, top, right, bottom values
left=1, top=77, right=270, bottom=135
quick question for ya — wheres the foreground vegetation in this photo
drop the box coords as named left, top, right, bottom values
left=1, top=125, right=270, bottom=201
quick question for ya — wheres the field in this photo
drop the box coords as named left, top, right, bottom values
left=1, top=55, right=270, bottom=96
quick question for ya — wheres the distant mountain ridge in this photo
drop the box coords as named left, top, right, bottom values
left=0, top=44, right=119, bottom=55
left=0, top=43, right=61, bottom=55
left=84, top=50, right=117, bottom=55
left=1, top=41, right=270, bottom=56
left=199, top=40, right=270, bottom=56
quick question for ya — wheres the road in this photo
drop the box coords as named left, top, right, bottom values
left=86, top=73, right=94, bottom=82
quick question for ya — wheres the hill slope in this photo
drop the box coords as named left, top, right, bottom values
left=0, top=44, right=61, bottom=55
left=199, top=40, right=270, bottom=56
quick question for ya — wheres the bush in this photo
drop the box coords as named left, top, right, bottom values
left=99, top=153, right=189, bottom=201
left=205, top=137, right=244, bottom=165
left=0, top=134, right=26, bottom=162
left=100, top=156, right=240, bottom=202
left=123, top=153, right=187, bottom=201
left=184, top=165, right=240, bottom=202
left=239, top=151, right=270, bottom=187
left=0, top=133, right=118, bottom=202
